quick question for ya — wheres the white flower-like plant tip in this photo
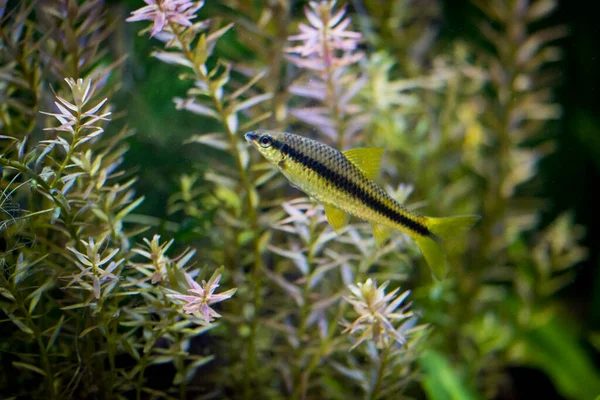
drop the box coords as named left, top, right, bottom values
left=41, top=77, right=111, bottom=138
left=64, top=237, right=123, bottom=299
left=171, top=270, right=236, bottom=324
left=126, top=0, right=204, bottom=37
left=286, top=1, right=362, bottom=69
left=131, top=234, right=177, bottom=284
left=343, top=278, right=414, bottom=350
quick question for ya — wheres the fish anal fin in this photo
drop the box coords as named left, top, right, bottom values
left=372, top=224, right=390, bottom=248
left=324, top=203, right=349, bottom=232
left=342, top=148, right=385, bottom=180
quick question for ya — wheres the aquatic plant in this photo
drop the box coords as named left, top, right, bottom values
left=1, top=2, right=235, bottom=398
left=1, top=0, right=599, bottom=399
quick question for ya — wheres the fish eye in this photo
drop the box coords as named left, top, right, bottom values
left=259, top=135, right=272, bottom=148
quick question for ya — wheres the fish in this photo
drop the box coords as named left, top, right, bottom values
left=245, top=129, right=480, bottom=279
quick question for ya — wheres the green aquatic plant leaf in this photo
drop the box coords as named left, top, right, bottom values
left=45, top=315, right=65, bottom=351
left=116, top=196, right=145, bottom=221
left=26, top=278, right=53, bottom=314
left=420, top=350, right=480, bottom=400
left=4, top=311, right=33, bottom=336
left=521, top=317, right=600, bottom=400
left=12, top=361, right=47, bottom=376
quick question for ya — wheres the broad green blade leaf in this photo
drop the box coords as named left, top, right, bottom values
left=420, top=350, right=480, bottom=400
left=521, top=317, right=600, bottom=400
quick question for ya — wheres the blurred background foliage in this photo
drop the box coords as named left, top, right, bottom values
left=2, top=0, right=600, bottom=398
left=116, top=0, right=600, bottom=397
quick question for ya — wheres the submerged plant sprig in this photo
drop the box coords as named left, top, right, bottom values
left=39, top=0, right=118, bottom=80
left=42, top=78, right=111, bottom=140
left=131, top=234, right=176, bottom=284
left=65, top=236, right=123, bottom=299
left=0, top=1, right=42, bottom=138
left=286, top=0, right=365, bottom=148
left=126, top=0, right=204, bottom=37
left=286, top=0, right=363, bottom=70
left=267, top=195, right=420, bottom=399
left=39, top=77, right=112, bottom=198
left=128, top=0, right=276, bottom=394
left=170, top=268, right=237, bottom=323
left=343, top=278, right=414, bottom=350
left=1, top=1, right=242, bottom=398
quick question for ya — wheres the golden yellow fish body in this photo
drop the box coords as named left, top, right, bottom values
left=270, top=131, right=429, bottom=236
left=246, top=130, right=479, bottom=279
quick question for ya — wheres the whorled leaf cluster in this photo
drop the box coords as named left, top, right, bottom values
left=1, top=2, right=235, bottom=399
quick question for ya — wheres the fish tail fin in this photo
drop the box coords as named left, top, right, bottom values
left=414, top=215, right=480, bottom=280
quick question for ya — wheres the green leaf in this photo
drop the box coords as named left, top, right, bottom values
left=91, top=208, right=109, bottom=222
left=45, top=314, right=65, bottom=351
left=206, top=23, right=234, bottom=45
left=231, top=93, right=273, bottom=114
left=61, top=302, right=92, bottom=310
left=240, top=111, right=272, bottom=131
left=188, top=354, right=215, bottom=370
left=150, top=355, right=173, bottom=365
left=79, top=324, right=101, bottom=338
left=230, top=69, right=268, bottom=100
left=214, top=186, right=241, bottom=212
left=13, top=254, right=49, bottom=285
left=193, top=34, right=208, bottom=65
left=12, top=361, right=46, bottom=376
left=122, top=337, right=140, bottom=361
left=521, top=317, right=600, bottom=400
left=27, top=278, right=53, bottom=314
left=115, top=196, right=145, bottom=221
left=0, top=287, right=15, bottom=301
left=420, top=350, right=480, bottom=400
left=5, top=311, right=33, bottom=335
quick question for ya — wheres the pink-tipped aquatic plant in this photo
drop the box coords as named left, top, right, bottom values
left=1, top=0, right=598, bottom=399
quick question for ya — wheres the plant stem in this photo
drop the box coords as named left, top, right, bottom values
left=0, top=25, right=39, bottom=135
left=136, top=325, right=166, bottom=400
left=166, top=22, right=263, bottom=398
left=49, top=116, right=81, bottom=190
left=292, top=214, right=319, bottom=399
left=369, top=345, right=390, bottom=400
left=268, top=1, right=291, bottom=129
left=291, top=302, right=347, bottom=400
left=99, top=303, right=117, bottom=400
left=291, top=250, right=376, bottom=398
left=320, top=25, right=347, bottom=150
left=1, top=274, right=56, bottom=399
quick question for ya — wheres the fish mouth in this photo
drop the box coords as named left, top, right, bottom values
left=244, top=131, right=258, bottom=143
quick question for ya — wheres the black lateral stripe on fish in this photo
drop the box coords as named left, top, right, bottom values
left=272, top=137, right=432, bottom=238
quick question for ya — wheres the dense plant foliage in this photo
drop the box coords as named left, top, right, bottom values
left=1, top=0, right=598, bottom=399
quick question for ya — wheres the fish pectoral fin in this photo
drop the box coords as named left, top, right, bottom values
left=323, top=203, right=350, bottom=232
left=372, top=223, right=391, bottom=248
left=342, top=147, right=385, bottom=180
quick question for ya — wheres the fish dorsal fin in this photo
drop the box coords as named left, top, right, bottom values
left=372, top=223, right=390, bottom=248
left=324, top=203, right=350, bottom=232
left=342, top=148, right=385, bottom=180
